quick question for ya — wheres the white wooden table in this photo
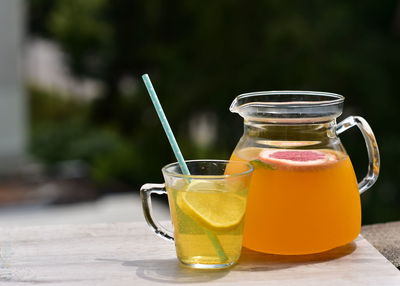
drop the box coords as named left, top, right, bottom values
left=0, top=221, right=400, bottom=285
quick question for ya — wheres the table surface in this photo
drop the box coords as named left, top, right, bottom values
left=1, top=221, right=400, bottom=286
left=362, top=220, right=400, bottom=269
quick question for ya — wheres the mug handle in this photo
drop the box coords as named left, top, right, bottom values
left=336, top=116, right=380, bottom=194
left=140, top=183, right=174, bottom=242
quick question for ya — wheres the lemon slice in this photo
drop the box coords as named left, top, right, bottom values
left=177, top=180, right=246, bottom=231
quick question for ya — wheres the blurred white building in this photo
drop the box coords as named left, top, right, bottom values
left=0, top=0, right=104, bottom=175
left=0, top=0, right=26, bottom=172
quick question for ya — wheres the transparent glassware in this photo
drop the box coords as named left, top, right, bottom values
left=229, top=91, right=380, bottom=255
left=141, top=160, right=253, bottom=269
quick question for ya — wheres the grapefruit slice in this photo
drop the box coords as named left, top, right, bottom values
left=258, top=149, right=338, bottom=170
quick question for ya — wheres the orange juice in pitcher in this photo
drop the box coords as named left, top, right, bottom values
left=229, top=91, right=380, bottom=255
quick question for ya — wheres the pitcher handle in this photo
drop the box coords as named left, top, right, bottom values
left=140, top=183, right=174, bottom=242
left=336, top=116, right=380, bottom=194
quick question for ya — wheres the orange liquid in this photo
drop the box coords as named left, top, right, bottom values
left=230, top=147, right=360, bottom=255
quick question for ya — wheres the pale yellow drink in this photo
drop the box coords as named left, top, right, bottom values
left=166, top=180, right=248, bottom=267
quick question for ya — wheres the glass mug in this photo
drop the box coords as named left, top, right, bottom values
left=229, top=91, right=380, bottom=255
left=140, top=160, right=253, bottom=269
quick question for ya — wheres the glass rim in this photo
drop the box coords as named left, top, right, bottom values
left=230, top=90, right=344, bottom=110
left=161, top=159, right=254, bottom=179
left=230, top=90, right=345, bottom=123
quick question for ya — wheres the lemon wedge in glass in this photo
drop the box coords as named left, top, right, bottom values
left=177, top=180, right=246, bottom=231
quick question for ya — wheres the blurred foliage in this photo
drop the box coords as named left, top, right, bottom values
left=29, top=87, right=147, bottom=186
left=28, top=0, right=400, bottom=224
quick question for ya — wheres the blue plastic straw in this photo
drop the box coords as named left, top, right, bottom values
left=142, top=74, right=191, bottom=176
left=142, top=74, right=228, bottom=262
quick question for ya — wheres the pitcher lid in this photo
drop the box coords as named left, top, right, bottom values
left=229, top=91, right=344, bottom=123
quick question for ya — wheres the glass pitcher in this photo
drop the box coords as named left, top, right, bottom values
left=229, top=91, right=380, bottom=255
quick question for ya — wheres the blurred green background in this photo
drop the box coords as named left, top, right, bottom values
left=26, top=0, right=400, bottom=224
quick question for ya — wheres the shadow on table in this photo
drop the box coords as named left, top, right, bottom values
left=98, top=242, right=356, bottom=283
left=235, top=242, right=357, bottom=272
left=97, top=258, right=229, bottom=284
